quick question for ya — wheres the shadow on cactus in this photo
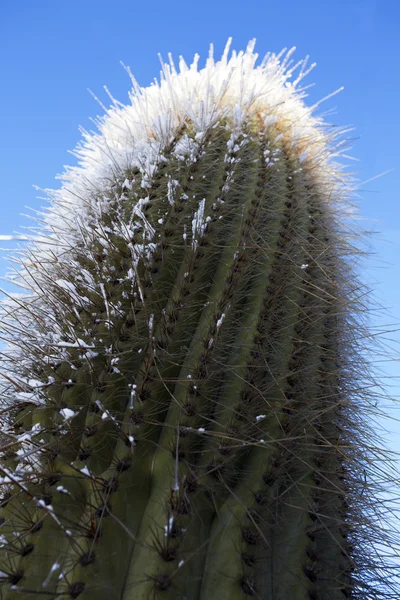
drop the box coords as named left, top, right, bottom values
left=0, top=38, right=398, bottom=599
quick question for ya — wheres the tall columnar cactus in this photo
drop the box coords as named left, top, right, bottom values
left=0, top=39, right=398, bottom=600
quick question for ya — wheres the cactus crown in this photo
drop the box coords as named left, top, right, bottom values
left=0, top=39, right=398, bottom=599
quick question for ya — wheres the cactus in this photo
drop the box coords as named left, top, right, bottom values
left=0, top=39, right=398, bottom=599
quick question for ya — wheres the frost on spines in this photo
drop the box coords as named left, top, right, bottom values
left=0, top=39, right=399, bottom=600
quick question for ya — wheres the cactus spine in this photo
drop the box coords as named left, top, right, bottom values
left=0, top=39, right=398, bottom=599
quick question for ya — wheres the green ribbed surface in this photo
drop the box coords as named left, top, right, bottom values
left=0, top=121, right=356, bottom=599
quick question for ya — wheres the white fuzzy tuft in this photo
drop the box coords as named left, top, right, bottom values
left=5, top=39, right=345, bottom=257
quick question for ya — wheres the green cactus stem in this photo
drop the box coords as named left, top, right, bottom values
left=0, top=39, right=398, bottom=600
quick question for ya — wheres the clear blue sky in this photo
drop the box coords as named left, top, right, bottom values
left=0, top=0, right=399, bottom=486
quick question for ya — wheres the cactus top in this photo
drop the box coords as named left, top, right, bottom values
left=36, top=39, right=346, bottom=252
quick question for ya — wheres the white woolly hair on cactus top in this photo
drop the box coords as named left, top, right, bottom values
left=66, top=36, right=346, bottom=212
left=1, top=38, right=349, bottom=249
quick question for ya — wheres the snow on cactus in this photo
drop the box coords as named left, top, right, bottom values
left=0, top=39, right=399, bottom=599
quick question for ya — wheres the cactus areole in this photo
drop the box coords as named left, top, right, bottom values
left=0, top=39, right=397, bottom=599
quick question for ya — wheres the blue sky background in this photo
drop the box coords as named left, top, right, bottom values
left=0, top=0, right=399, bottom=516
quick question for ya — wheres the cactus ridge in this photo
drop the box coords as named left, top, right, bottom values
left=0, top=39, right=399, bottom=599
